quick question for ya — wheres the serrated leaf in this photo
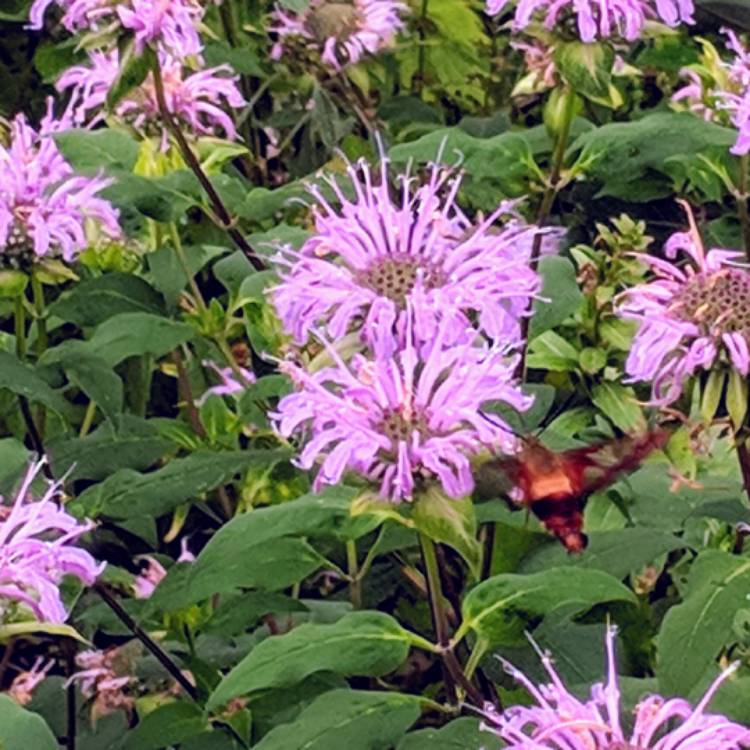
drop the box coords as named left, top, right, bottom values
left=53, top=129, right=140, bottom=173
left=459, top=567, right=636, bottom=646
left=658, top=550, right=750, bottom=696
left=49, top=273, right=165, bottom=328
left=207, top=612, right=413, bottom=708
left=0, top=351, right=73, bottom=417
left=151, top=536, right=326, bottom=609
left=253, top=689, right=422, bottom=750
left=73, top=449, right=289, bottom=520
left=397, top=718, right=503, bottom=750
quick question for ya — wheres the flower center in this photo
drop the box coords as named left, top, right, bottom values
left=360, top=254, right=445, bottom=307
left=670, top=268, right=750, bottom=335
left=379, top=408, right=429, bottom=445
left=306, top=3, right=362, bottom=42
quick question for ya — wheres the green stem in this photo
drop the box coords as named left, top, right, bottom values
left=738, top=154, right=750, bottom=261
left=463, top=637, right=489, bottom=681
left=418, top=533, right=484, bottom=705
left=515, top=86, right=577, bottom=381
left=31, top=274, right=47, bottom=356
left=415, top=0, right=429, bottom=95
left=150, top=56, right=265, bottom=271
left=79, top=401, right=97, bottom=438
left=14, top=296, right=26, bottom=360
left=170, top=222, right=207, bottom=314
left=346, top=540, right=362, bottom=609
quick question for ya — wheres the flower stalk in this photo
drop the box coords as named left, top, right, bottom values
left=150, top=55, right=265, bottom=271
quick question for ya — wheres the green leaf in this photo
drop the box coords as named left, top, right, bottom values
left=527, top=330, right=579, bottom=371
left=49, top=273, right=165, bottom=328
left=149, top=487, right=375, bottom=611
left=591, top=382, right=646, bottom=433
left=47, top=417, right=172, bottom=481
left=519, top=528, right=687, bottom=579
left=571, top=113, right=736, bottom=201
left=0, top=351, right=73, bottom=417
left=123, top=701, right=208, bottom=750
left=0, top=438, right=31, bottom=494
left=579, top=347, right=607, bottom=374
left=727, top=369, right=748, bottom=428
left=397, top=718, right=503, bottom=750
left=53, top=129, right=140, bottom=173
left=150, top=536, right=326, bottom=610
left=73, top=449, right=288, bottom=520
left=554, top=41, right=614, bottom=100
left=459, top=567, right=636, bottom=646
left=253, top=689, right=422, bottom=750
left=59, top=353, right=123, bottom=421
left=658, top=550, right=750, bottom=696
left=412, top=487, right=481, bottom=578
left=207, top=612, right=413, bottom=709
left=0, top=621, right=86, bottom=643
left=107, top=40, right=155, bottom=110
left=530, top=257, right=583, bottom=338
left=85, top=312, right=194, bottom=367
left=0, top=695, right=58, bottom=750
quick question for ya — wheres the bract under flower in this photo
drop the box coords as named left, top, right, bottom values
left=271, top=155, right=542, bottom=359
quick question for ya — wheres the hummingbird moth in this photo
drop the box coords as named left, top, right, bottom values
left=478, top=428, right=670, bottom=553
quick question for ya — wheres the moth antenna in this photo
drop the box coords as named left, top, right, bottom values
left=478, top=409, right=525, bottom=441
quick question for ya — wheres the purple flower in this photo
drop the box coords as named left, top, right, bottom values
left=271, top=156, right=542, bottom=359
left=617, top=227, right=750, bottom=405
left=29, top=0, right=209, bottom=59
left=716, top=30, right=750, bottom=155
left=272, top=315, right=531, bottom=502
left=486, top=0, right=693, bottom=42
left=57, top=51, right=246, bottom=144
left=270, top=0, right=406, bottom=70
left=482, top=627, right=750, bottom=749
left=0, top=106, right=120, bottom=266
left=197, top=360, right=256, bottom=406
left=0, top=460, right=104, bottom=624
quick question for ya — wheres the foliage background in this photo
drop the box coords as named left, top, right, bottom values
left=2, top=0, right=750, bottom=748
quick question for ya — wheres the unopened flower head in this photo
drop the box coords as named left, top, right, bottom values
left=0, top=460, right=104, bottom=624
left=0, top=106, right=120, bottom=267
left=29, top=0, right=209, bottom=58
left=482, top=626, right=750, bottom=749
left=270, top=0, right=406, bottom=70
left=57, top=51, right=246, bottom=145
left=271, top=154, right=542, bottom=359
left=486, top=0, right=694, bottom=42
left=617, top=224, right=750, bottom=405
left=272, top=315, right=532, bottom=502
